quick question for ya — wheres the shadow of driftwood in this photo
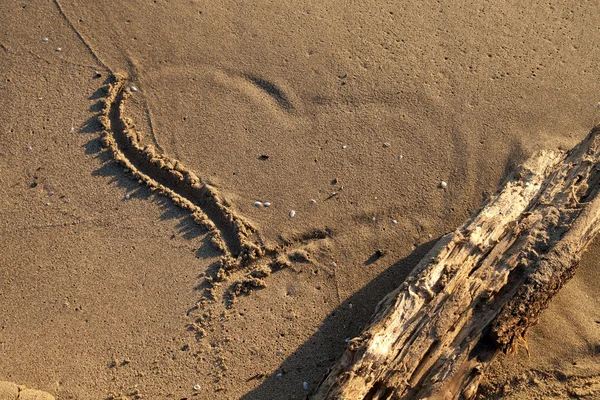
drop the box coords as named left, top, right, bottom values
left=240, top=238, right=440, bottom=400
left=503, top=140, right=528, bottom=183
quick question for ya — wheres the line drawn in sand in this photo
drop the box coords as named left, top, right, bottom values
left=97, top=74, right=333, bottom=307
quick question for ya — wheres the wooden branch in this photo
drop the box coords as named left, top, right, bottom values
left=310, top=126, right=600, bottom=400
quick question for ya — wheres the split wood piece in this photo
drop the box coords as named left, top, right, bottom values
left=310, top=126, right=600, bottom=400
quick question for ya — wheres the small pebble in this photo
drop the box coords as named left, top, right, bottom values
left=193, top=384, right=201, bottom=391
left=392, top=219, right=398, bottom=224
left=26, top=146, right=32, bottom=152
left=303, top=382, right=309, bottom=390
left=341, top=145, right=347, bottom=149
left=383, top=142, right=391, bottom=148
left=397, top=155, right=403, bottom=160
left=349, top=303, right=353, bottom=309
left=55, top=47, right=62, bottom=52
left=125, top=194, right=131, bottom=200
left=41, top=37, right=49, bottom=43
left=309, top=199, right=317, bottom=204
left=254, top=201, right=263, bottom=207
left=440, top=181, right=448, bottom=189
left=289, top=210, right=296, bottom=218
left=276, top=372, right=283, bottom=377
left=344, top=338, right=351, bottom=343
left=371, top=216, right=376, bottom=222
left=263, top=202, right=271, bottom=207
left=130, top=86, right=138, bottom=92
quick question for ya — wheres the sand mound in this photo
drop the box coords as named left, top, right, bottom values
left=0, top=381, right=54, bottom=400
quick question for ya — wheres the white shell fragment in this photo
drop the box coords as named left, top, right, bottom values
left=42, top=37, right=49, bottom=43
left=289, top=210, right=296, bottom=217
left=392, top=219, right=398, bottom=224
left=309, top=199, right=317, bottom=204
left=303, top=382, right=309, bottom=390
left=341, top=145, right=348, bottom=149
left=397, top=155, right=403, bottom=160
left=383, top=142, right=391, bottom=148
left=193, top=384, right=201, bottom=391
left=263, top=202, right=271, bottom=207
left=130, top=86, right=138, bottom=92
left=440, top=181, right=448, bottom=189
left=254, top=201, right=263, bottom=207
left=55, top=47, right=62, bottom=52
left=125, top=194, right=131, bottom=200
left=26, top=146, right=32, bottom=152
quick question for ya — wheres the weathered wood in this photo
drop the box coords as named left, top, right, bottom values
left=311, top=126, right=600, bottom=400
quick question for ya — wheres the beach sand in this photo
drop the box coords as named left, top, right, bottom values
left=0, top=1, right=598, bottom=398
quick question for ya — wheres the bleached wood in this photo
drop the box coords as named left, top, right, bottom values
left=311, top=126, right=600, bottom=400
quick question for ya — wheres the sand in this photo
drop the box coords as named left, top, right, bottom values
left=0, top=0, right=598, bottom=399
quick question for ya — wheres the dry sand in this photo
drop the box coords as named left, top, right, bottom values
left=1, top=1, right=598, bottom=399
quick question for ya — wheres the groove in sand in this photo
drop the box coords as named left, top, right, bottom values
left=97, top=74, right=333, bottom=305
left=98, top=75, right=263, bottom=266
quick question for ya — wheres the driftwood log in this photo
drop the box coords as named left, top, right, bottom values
left=311, top=126, right=600, bottom=400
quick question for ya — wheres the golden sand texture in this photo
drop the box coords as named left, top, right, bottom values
left=1, top=0, right=599, bottom=398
